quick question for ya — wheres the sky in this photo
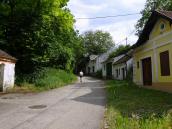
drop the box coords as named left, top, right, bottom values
left=68, top=0, right=146, bottom=46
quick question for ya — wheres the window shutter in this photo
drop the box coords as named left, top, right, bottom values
left=160, top=50, right=170, bottom=76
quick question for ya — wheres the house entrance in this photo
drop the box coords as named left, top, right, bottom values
left=142, top=57, right=152, bottom=86
left=122, top=68, right=125, bottom=80
left=106, top=62, right=112, bottom=79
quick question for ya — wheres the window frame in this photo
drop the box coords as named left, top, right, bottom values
left=160, top=50, right=170, bottom=76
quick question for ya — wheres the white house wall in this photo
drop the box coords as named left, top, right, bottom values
left=113, top=63, right=126, bottom=80
left=127, top=58, right=133, bottom=70
left=0, top=64, right=4, bottom=91
left=0, top=61, right=15, bottom=92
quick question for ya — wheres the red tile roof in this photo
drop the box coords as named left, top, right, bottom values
left=0, top=49, right=17, bottom=62
left=134, top=10, right=172, bottom=48
left=157, top=10, right=172, bottom=20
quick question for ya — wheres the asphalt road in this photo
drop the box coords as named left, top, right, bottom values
left=0, top=77, right=106, bottom=129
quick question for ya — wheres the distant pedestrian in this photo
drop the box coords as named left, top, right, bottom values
left=79, top=70, right=84, bottom=83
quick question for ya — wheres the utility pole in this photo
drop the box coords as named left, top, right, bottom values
left=152, top=1, right=157, bottom=11
left=126, top=37, right=128, bottom=45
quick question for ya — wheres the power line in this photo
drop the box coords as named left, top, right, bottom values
left=75, top=13, right=140, bottom=20
left=115, top=30, right=136, bottom=46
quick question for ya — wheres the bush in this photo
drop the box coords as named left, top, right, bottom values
left=95, top=70, right=102, bottom=78
left=16, top=67, right=77, bottom=91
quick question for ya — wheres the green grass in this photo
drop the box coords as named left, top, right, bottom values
left=13, top=68, right=77, bottom=92
left=105, top=80, right=172, bottom=129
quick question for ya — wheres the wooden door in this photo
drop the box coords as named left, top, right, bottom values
left=142, top=57, right=152, bottom=86
left=122, top=68, right=125, bottom=80
left=106, top=62, right=112, bottom=79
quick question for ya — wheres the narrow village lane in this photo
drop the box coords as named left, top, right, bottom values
left=0, top=77, right=106, bottom=129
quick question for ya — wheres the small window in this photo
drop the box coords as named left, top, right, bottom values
left=137, top=61, right=139, bottom=69
left=160, top=23, right=165, bottom=30
left=160, top=50, right=170, bottom=76
left=119, top=68, right=120, bottom=75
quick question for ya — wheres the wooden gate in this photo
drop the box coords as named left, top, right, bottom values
left=142, top=57, right=152, bottom=86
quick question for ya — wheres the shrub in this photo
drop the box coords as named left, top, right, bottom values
left=95, top=70, right=102, bottom=78
left=16, top=67, right=77, bottom=91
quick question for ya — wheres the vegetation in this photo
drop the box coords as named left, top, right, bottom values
left=136, top=0, right=172, bottom=35
left=95, top=70, right=102, bottom=78
left=108, top=45, right=131, bottom=59
left=82, top=30, right=115, bottom=55
left=0, top=0, right=84, bottom=74
left=13, top=68, right=77, bottom=92
left=105, top=80, right=172, bottom=129
left=0, top=0, right=83, bottom=90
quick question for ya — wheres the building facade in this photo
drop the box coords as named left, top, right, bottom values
left=133, top=11, right=172, bottom=89
left=0, top=50, right=17, bottom=92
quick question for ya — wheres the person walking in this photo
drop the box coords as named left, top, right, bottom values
left=79, top=70, right=84, bottom=83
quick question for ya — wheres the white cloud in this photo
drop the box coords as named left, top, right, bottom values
left=68, top=0, right=146, bottom=45
left=68, top=0, right=108, bottom=32
left=94, top=19, right=139, bottom=45
left=120, top=0, right=146, bottom=9
left=74, top=15, right=90, bottom=32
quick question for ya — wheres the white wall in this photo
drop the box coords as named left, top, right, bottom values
left=127, top=58, right=133, bottom=71
left=86, top=60, right=96, bottom=74
left=113, top=58, right=133, bottom=80
left=0, top=64, right=4, bottom=91
left=86, top=55, right=104, bottom=74
left=113, top=63, right=126, bottom=80
left=0, top=61, right=15, bottom=92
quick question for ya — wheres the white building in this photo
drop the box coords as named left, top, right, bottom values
left=86, top=46, right=116, bottom=76
left=86, top=52, right=110, bottom=75
left=86, top=55, right=98, bottom=74
left=112, top=50, right=133, bottom=80
left=0, top=50, right=17, bottom=92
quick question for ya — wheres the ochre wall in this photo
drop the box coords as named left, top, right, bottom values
left=133, top=18, right=172, bottom=86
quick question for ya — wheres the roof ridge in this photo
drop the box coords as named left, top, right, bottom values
left=0, top=49, right=17, bottom=61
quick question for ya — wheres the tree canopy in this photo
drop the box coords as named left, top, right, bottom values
left=0, top=0, right=84, bottom=73
left=82, top=30, right=115, bottom=55
left=135, top=0, right=172, bottom=35
left=108, top=45, right=131, bottom=59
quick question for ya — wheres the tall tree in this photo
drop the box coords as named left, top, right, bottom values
left=0, top=0, right=82, bottom=73
left=135, top=0, right=172, bottom=35
left=82, top=30, right=114, bottom=55
left=108, top=45, right=131, bottom=59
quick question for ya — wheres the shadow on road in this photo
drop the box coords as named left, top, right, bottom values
left=72, top=77, right=106, bottom=106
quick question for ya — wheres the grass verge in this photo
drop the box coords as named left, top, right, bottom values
left=105, top=80, right=172, bottom=129
left=10, top=68, right=77, bottom=93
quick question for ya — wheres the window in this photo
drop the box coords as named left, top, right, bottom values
left=160, top=23, right=165, bottom=30
left=160, top=50, right=170, bottom=76
left=137, top=61, right=139, bottom=69
left=119, top=68, right=120, bottom=75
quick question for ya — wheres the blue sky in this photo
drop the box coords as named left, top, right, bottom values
left=68, top=0, right=146, bottom=45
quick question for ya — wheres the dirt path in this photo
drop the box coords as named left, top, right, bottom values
left=0, top=77, right=106, bottom=129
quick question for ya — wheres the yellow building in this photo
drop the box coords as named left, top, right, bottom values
left=133, top=10, right=172, bottom=91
